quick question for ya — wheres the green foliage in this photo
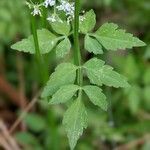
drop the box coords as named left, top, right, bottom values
left=83, top=85, right=108, bottom=111
left=15, top=132, right=42, bottom=149
left=50, top=84, right=80, bottom=104
left=15, top=132, right=38, bottom=145
left=84, top=35, right=103, bottom=54
left=124, top=55, right=140, bottom=81
left=126, top=85, right=141, bottom=114
left=51, top=20, right=71, bottom=35
left=79, top=9, right=96, bottom=33
left=143, top=68, right=150, bottom=85
left=41, top=63, right=78, bottom=98
left=93, top=23, right=145, bottom=51
left=63, top=98, right=88, bottom=150
left=82, top=0, right=112, bottom=7
left=11, top=29, right=57, bottom=54
left=114, top=53, right=150, bottom=114
left=23, top=113, right=46, bottom=132
left=144, top=45, right=150, bottom=59
left=143, top=86, right=150, bottom=106
left=55, top=37, right=71, bottom=58
left=0, top=0, right=29, bottom=44
left=10, top=2, right=146, bottom=149
left=84, top=58, right=130, bottom=88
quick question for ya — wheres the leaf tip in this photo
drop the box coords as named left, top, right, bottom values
left=138, top=40, right=146, bottom=47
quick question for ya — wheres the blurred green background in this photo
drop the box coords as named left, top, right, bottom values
left=0, top=0, right=150, bottom=150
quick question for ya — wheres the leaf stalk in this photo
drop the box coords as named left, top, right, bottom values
left=74, top=0, right=83, bottom=96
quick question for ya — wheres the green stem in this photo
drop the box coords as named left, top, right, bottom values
left=30, top=15, right=49, bottom=84
left=74, top=0, right=83, bottom=93
left=54, top=0, right=57, bottom=15
left=40, top=0, right=47, bottom=28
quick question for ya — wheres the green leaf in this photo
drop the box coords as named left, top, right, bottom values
left=56, top=37, right=71, bottom=58
left=144, top=45, right=150, bottom=60
left=124, top=55, right=140, bottom=81
left=11, top=29, right=58, bottom=54
left=51, top=21, right=70, bottom=35
left=50, top=84, right=80, bottom=104
left=143, top=68, right=150, bottom=85
left=79, top=9, right=96, bottom=33
left=15, top=132, right=38, bottom=146
left=143, top=86, right=150, bottom=106
left=127, top=85, right=141, bottom=114
left=84, top=34, right=103, bottom=54
left=41, top=63, right=78, bottom=98
left=84, top=58, right=130, bottom=88
left=83, top=85, right=108, bottom=111
left=63, top=99, right=88, bottom=150
left=94, top=23, right=146, bottom=51
left=23, top=113, right=46, bottom=132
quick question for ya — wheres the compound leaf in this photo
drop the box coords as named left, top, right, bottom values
left=83, top=85, right=108, bottom=111
left=11, top=29, right=58, bottom=54
left=50, top=84, right=80, bottom=104
left=41, top=63, right=78, bottom=98
left=84, top=34, right=103, bottom=54
left=84, top=58, right=130, bottom=88
left=63, top=99, right=88, bottom=150
left=94, top=23, right=145, bottom=51
left=79, top=9, right=96, bottom=33
left=56, top=37, right=71, bottom=58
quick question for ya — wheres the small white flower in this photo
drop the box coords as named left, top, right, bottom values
left=56, top=1, right=74, bottom=17
left=31, top=5, right=42, bottom=16
left=44, top=0, right=55, bottom=8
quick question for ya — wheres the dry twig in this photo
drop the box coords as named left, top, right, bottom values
left=9, top=91, right=41, bottom=134
left=0, top=75, right=28, bottom=107
left=0, top=120, right=20, bottom=150
left=0, top=135, right=12, bottom=150
left=115, top=134, right=150, bottom=150
left=17, top=53, right=26, bottom=131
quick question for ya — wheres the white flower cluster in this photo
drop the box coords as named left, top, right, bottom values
left=56, top=0, right=74, bottom=17
left=26, top=0, right=74, bottom=21
left=26, top=0, right=85, bottom=23
left=44, top=0, right=55, bottom=8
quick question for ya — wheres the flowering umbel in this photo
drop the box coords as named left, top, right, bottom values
left=26, top=0, right=75, bottom=22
